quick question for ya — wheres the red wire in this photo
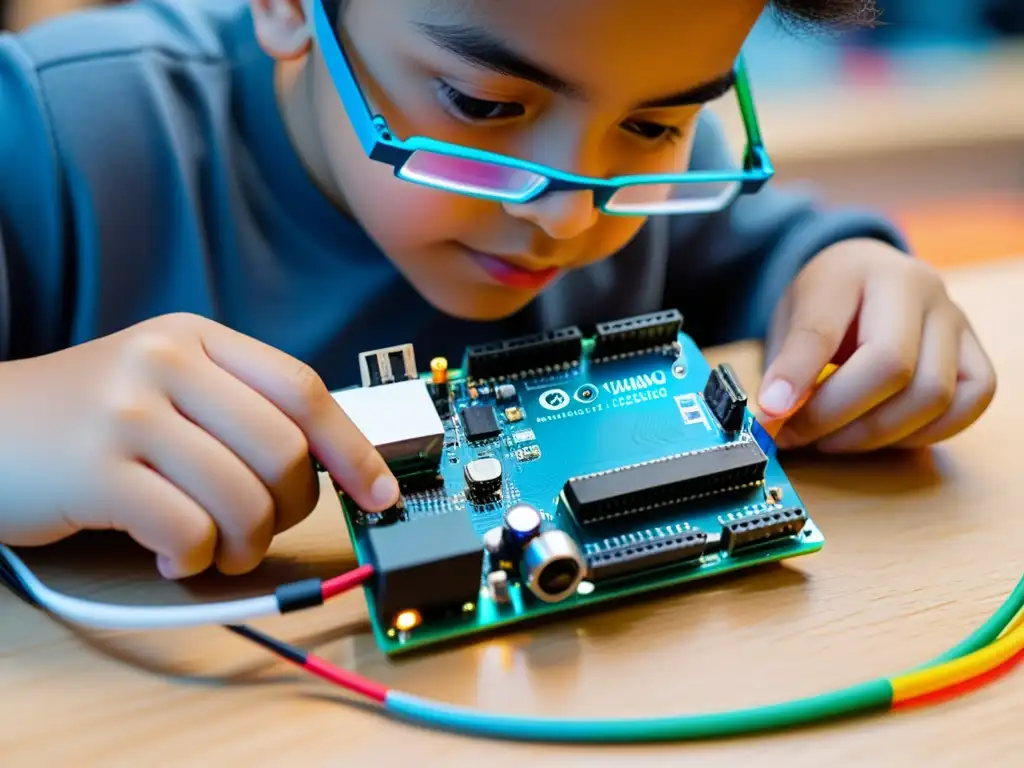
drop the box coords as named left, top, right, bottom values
left=234, top=559, right=386, bottom=702
left=253, top=563, right=385, bottom=701
left=892, top=645, right=1024, bottom=712
left=303, top=654, right=389, bottom=703
left=322, top=564, right=375, bottom=599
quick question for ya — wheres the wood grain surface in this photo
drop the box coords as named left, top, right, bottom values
left=1, top=259, right=1022, bottom=766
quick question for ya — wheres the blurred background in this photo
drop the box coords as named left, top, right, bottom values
left=3, top=0, right=1022, bottom=267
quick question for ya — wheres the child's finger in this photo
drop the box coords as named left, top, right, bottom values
left=103, top=463, right=219, bottom=580
left=754, top=364, right=838, bottom=439
left=758, top=281, right=860, bottom=420
left=198, top=319, right=400, bottom=513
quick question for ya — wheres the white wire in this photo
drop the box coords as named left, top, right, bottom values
left=0, top=544, right=280, bottom=630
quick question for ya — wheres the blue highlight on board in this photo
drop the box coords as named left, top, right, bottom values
left=749, top=417, right=777, bottom=458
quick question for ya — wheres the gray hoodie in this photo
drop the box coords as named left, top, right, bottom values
left=0, top=0, right=907, bottom=388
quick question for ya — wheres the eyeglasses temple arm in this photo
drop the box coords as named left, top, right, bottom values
left=734, top=54, right=768, bottom=165
left=310, top=0, right=381, bottom=154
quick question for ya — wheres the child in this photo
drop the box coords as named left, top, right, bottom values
left=0, top=0, right=995, bottom=580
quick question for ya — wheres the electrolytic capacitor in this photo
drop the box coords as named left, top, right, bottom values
left=430, top=357, right=449, bottom=400
left=502, top=502, right=543, bottom=549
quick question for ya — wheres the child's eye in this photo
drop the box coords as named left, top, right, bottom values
left=437, top=82, right=526, bottom=122
left=621, top=120, right=683, bottom=144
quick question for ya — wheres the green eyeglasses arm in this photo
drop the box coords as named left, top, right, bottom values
left=733, top=55, right=767, bottom=166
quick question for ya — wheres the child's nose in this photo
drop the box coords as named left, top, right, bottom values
left=502, top=190, right=599, bottom=241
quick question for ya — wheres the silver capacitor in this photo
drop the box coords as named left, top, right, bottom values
left=519, top=529, right=587, bottom=603
left=502, top=502, right=543, bottom=549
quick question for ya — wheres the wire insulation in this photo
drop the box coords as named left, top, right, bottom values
left=893, top=647, right=1024, bottom=711
left=0, top=544, right=360, bottom=629
left=384, top=682, right=894, bottom=742
left=1, top=544, right=278, bottom=629
left=218, top=570, right=1024, bottom=743
left=223, top=569, right=1024, bottom=742
left=925, top=574, right=1024, bottom=665
left=225, top=624, right=388, bottom=703
left=4, top=534, right=1024, bottom=742
left=891, top=621, right=1024, bottom=701
left=322, top=564, right=375, bottom=599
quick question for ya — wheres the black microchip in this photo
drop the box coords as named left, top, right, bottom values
left=365, top=508, right=485, bottom=624
left=564, top=440, right=767, bottom=525
left=461, top=405, right=500, bottom=442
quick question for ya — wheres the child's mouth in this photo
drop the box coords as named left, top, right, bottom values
left=462, top=247, right=561, bottom=290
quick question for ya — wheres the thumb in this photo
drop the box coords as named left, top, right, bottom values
left=757, top=285, right=860, bottom=419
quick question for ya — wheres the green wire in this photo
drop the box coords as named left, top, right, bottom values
left=925, top=573, right=1024, bottom=666
left=378, top=369, right=1024, bottom=740
left=386, top=680, right=893, bottom=742
left=385, top=572, right=1024, bottom=742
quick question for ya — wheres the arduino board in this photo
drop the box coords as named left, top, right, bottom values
left=331, top=310, right=823, bottom=655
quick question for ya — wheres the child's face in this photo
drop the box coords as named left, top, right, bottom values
left=279, top=0, right=765, bottom=320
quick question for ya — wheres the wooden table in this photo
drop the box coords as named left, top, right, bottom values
left=2, top=260, right=1023, bottom=766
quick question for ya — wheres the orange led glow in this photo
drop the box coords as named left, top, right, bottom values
left=394, top=609, right=422, bottom=632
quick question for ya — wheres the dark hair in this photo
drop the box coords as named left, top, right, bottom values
left=328, top=0, right=879, bottom=31
left=771, top=0, right=879, bottom=29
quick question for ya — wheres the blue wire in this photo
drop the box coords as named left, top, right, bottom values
left=384, top=680, right=893, bottom=742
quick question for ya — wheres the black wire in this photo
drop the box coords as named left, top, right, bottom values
left=225, top=624, right=308, bottom=665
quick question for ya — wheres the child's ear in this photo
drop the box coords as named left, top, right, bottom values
left=251, top=0, right=312, bottom=60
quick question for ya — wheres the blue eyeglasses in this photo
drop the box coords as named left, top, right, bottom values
left=310, top=0, right=774, bottom=216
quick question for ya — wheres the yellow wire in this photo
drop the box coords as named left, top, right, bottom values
left=817, top=363, right=839, bottom=384
left=999, top=607, right=1024, bottom=639
left=891, top=619, right=1024, bottom=701
left=753, top=360, right=1024, bottom=703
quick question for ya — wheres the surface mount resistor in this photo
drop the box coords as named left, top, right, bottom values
left=515, top=445, right=541, bottom=462
left=487, top=570, right=511, bottom=605
left=496, top=384, right=518, bottom=401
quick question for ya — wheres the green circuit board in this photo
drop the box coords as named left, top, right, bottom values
left=334, top=311, right=824, bottom=656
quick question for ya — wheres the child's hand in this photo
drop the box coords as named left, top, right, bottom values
left=756, top=239, right=996, bottom=452
left=0, top=313, right=399, bottom=578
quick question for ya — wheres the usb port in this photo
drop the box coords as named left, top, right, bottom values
left=358, top=344, right=418, bottom=387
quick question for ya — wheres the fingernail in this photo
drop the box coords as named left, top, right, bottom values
left=157, top=555, right=185, bottom=580
left=370, top=473, right=400, bottom=509
left=759, top=379, right=795, bottom=416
